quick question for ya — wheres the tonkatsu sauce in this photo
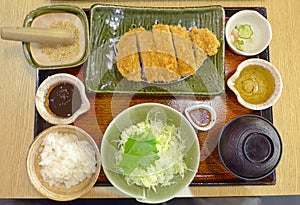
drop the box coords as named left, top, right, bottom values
left=47, top=82, right=82, bottom=118
left=189, top=108, right=211, bottom=127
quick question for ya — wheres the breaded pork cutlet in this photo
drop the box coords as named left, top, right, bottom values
left=191, top=39, right=207, bottom=69
left=152, top=24, right=181, bottom=81
left=116, top=28, right=143, bottom=81
left=170, top=25, right=196, bottom=77
left=190, top=26, right=220, bottom=56
left=116, top=24, right=220, bottom=83
left=136, top=28, right=180, bottom=83
left=135, top=29, right=162, bottom=83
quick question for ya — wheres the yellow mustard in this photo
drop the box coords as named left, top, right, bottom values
left=234, top=65, right=275, bottom=104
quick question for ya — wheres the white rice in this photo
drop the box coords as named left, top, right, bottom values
left=39, top=132, right=97, bottom=189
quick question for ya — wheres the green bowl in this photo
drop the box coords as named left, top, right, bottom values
left=101, top=103, right=200, bottom=203
left=22, top=5, right=89, bottom=69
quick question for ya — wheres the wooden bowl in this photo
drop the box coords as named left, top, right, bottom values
left=26, top=125, right=101, bottom=201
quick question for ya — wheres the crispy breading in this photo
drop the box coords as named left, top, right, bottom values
left=136, top=30, right=160, bottom=83
left=192, top=44, right=207, bottom=69
left=152, top=24, right=180, bottom=78
left=116, top=56, right=141, bottom=82
left=116, top=28, right=144, bottom=81
left=170, top=25, right=196, bottom=76
left=142, top=65, right=183, bottom=83
left=115, top=25, right=219, bottom=83
left=190, top=26, right=220, bottom=56
left=137, top=29, right=181, bottom=83
left=136, top=30, right=159, bottom=69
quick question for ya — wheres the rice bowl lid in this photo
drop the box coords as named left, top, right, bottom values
left=101, top=103, right=200, bottom=203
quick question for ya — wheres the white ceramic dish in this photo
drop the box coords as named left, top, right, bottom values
left=185, top=104, right=217, bottom=131
left=225, top=10, right=272, bottom=56
left=35, top=73, right=90, bottom=124
left=227, top=58, right=283, bottom=110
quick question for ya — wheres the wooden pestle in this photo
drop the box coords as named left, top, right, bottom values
left=0, top=27, right=74, bottom=45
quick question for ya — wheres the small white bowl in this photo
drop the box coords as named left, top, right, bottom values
left=185, top=104, right=217, bottom=131
left=227, top=58, right=283, bottom=110
left=35, top=73, right=90, bottom=124
left=225, top=10, right=272, bottom=56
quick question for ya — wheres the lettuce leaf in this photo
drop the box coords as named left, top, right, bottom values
left=118, top=131, right=159, bottom=176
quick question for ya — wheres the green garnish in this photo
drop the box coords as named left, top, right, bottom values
left=116, top=112, right=187, bottom=190
left=235, top=24, right=253, bottom=39
left=117, top=130, right=159, bottom=176
left=233, top=40, right=245, bottom=51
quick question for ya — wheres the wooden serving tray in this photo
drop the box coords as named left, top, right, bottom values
left=34, top=7, right=275, bottom=186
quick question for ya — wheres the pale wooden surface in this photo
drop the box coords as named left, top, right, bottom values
left=0, top=0, right=299, bottom=199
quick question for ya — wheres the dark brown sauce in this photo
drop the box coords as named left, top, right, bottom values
left=189, top=108, right=211, bottom=127
left=47, top=82, right=82, bottom=118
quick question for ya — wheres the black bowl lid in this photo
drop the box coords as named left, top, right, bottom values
left=218, top=114, right=282, bottom=180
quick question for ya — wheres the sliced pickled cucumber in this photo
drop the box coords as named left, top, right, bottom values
left=235, top=24, right=253, bottom=39
left=233, top=40, right=244, bottom=51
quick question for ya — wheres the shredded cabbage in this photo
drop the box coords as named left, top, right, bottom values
left=116, top=112, right=188, bottom=191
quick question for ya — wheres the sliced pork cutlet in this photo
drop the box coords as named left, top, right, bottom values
left=135, top=29, right=161, bottom=83
left=136, top=29, right=179, bottom=83
left=116, top=28, right=143, bottom=82
left=191, top=38, right=207, bottom=69
left=152, top=24, right=181, bottom=82
left=190, top=26, right=220, bottom=56
left=170, top=25, right=197, bottom=77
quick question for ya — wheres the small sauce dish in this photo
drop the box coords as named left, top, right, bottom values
left=225, top=10, right=272, bottom=56
left=35, top=73, right=90, bottom=124
left=185, top=104, right=216, bottom=131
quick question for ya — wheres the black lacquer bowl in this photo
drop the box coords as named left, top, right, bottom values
left=218, top=114, right=282, bottom=180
